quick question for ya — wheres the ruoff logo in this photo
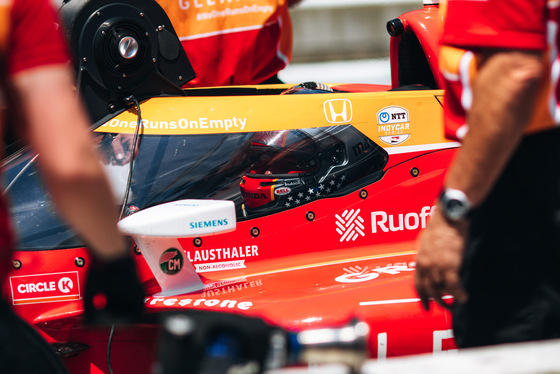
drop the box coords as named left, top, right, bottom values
left=335, top=208, right=365, bottom=242
left=159, top=248, right=184, bottom=275
left=372, top=206, right=434, bottom=233
left=324, top=99, right=353, bottom=123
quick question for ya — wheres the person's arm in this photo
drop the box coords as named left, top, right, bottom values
left=12, top=64, right=128, bottom=261
left=12, top=63, right=145, bottom=324
left=415, top=49, right=545, bottom=309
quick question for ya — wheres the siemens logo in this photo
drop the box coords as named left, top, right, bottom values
left=190, top=219, right=229, bottom=229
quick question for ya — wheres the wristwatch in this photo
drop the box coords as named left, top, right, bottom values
left=438, top=188, right=472, bottom=222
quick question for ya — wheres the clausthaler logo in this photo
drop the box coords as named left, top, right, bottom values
left=159, top=248, right=183, bottom=275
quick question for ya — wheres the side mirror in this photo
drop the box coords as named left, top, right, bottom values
left=118, top=199, right=236, bottom=296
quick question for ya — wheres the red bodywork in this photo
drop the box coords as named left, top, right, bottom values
left=4, top=4, right=455, bottom=373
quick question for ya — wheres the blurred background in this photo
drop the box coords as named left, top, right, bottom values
left=279, top=0, right=423, bottom=85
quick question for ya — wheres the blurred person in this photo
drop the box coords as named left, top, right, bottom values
left=156, top=0, right=303, bottom=87
left=415, top=0, right=560, bottom=348
left=0, top=0, right=144, bottom=372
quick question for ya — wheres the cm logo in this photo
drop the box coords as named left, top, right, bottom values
left=159, top=248, right=184, bottom=275
left=324, top=99, right=353, bottom=123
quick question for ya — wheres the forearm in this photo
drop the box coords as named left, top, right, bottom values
left=14, top=65, right=128, bottom=260
left=444, top=50, right=544, bottom=206
left=415, top=50, right=545, bottom=307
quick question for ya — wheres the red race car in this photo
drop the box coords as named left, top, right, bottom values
left=2, top=0, right=456, bottom=373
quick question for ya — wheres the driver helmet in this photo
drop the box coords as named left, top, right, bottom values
left=240, top=83, right=388, bottom=217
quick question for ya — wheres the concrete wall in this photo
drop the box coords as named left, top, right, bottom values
left=290, top=0, right=423, bottom=62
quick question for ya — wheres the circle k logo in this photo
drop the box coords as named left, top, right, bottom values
left=58, top=277, right=74, bottom=293
left=9, top=271, right=81, bottom=305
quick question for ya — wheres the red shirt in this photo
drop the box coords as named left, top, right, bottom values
left=441, top=0, right=547, bottom=51
left=6, top=0, right=69, bottom=75
left=439, top=0, right=559, bottom=140
left=0, top=0, right=69, bottom=282
left=156, top=0, right=292, bottom=87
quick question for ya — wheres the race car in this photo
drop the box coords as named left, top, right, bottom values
left=2, top=0, right=457, bottom=373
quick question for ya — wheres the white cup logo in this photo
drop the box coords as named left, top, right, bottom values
left=335, top=272, right=379, bottom=283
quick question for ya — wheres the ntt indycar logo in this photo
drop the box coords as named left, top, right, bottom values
left=377, top=105, right=411, bottom=146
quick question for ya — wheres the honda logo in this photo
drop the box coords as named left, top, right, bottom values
left=324, top=99, right=353, bottom=123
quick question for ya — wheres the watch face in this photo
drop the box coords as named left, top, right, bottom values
left=440, top=188, right=471, bottom=221
left=447, top=199, right=466, bottom=220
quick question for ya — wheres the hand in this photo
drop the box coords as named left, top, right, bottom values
left=84, top=254, right=145, bottom=326
left=415, top=208, right=469, bottom=311
left=109, top=134, right=135, bottom=165
left=97, top=133, right=135, bottom=166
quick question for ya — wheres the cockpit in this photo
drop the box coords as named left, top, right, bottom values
left=3, top=124, right=387, bottom=251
